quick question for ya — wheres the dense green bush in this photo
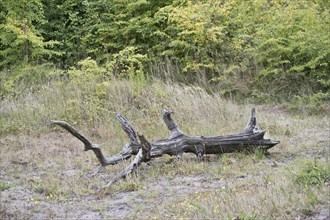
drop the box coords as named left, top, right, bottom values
left=0, top=0, right=329, bottom=106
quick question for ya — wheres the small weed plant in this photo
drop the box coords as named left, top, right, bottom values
left=295, top=159, right=330, bottom=186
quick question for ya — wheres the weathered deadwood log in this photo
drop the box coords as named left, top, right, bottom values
left=51, top=108, right=280, bottom=190
left=51, top=113, right=141, bottom=175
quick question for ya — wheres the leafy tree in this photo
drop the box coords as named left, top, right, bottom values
left=80, top=0, right=173, bottom=64
left=246, top=0, right=329, bottom=99
left=0, top=0, right=328, bottom=106
left=40, top=0, right=87, bottom=67
left=157, top=0, right=329, bottom=101
left=0, top=0, right=60, bottom=69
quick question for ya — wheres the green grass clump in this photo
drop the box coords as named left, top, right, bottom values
left=295, top=160, right=330, bottom=186
left=0, top=181, right=10, bottom=192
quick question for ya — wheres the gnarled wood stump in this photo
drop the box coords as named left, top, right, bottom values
left=51, top=108, right=279, bottom=190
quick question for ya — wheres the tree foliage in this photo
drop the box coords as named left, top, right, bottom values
left=0, top=0, right=60, bottom=68
left=0, top=0, right=329, bottom=105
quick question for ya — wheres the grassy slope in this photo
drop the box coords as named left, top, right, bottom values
left=0, top=79, right=329, bottom=219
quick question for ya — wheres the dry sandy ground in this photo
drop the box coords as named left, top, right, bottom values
left=1, top=113, right=329, bottom=219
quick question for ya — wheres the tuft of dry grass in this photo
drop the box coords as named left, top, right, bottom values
left=0, top=79, right=329, bottom=219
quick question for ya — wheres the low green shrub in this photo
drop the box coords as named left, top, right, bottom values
left=295, top=160, right=330, bottom=186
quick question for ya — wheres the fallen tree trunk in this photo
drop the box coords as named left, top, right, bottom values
left=51, top=108, right=279, bottom=190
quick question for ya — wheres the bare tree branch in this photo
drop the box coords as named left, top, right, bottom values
left=52, top=108, right=280, bottom=191
left=51, top=113, right=141, bottom=172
